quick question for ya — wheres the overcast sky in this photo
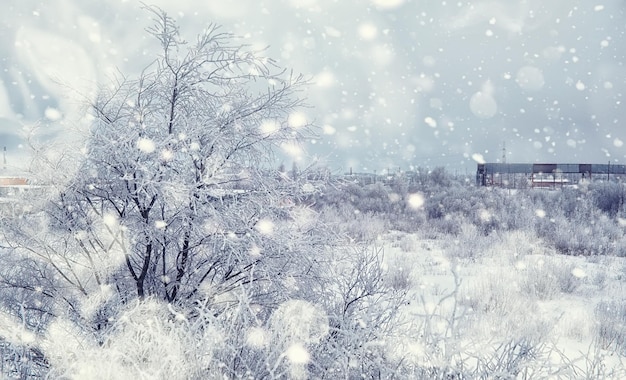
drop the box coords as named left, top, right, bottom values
left=1, top=0, right=625, bottom=173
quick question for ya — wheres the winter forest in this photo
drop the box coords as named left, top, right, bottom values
left=1, top=1, right=626, bottom=379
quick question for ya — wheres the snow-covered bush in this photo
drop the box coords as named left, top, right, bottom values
left=591, top=182, right=626, bottom=218
left=519, top=258, right=582, bottom=299
left=595, top=300, right=626, bottom=353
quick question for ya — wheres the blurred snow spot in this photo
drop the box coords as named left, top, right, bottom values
left=575, top=81, right=586, bottom=91
left=0, top=313, right=36, bottom=345
left=281, top=141, right=303, bottom=157
left=271, top=300, right=329, bottom=346
left=286, top=0, right=318, bottom=9
left=371, top=0, right=405, bottom=10
left=516, top=66, right=545, bottom=91
left=571, top=268, right=586, bottom=278
left=155, top=220, right=167, bottom=229
left=478, top=209, right=491, bottom=222
left=260, top=119, right=280, bottom=135
left=407, top=193, right=425, bottom=209
left=16, top=26, right=97, bottom=106
left=205, top=2, right=248, bottom=18
left=288, top=112, right=307, bottom=128
left=324, top=26, right=341, bottom=38
left=594, top=5, right=605, bottom=11
left=515, top=261, right=527, bottom=270
left=246, top=327, right=268, bottom=348
left=389, top=192, right=401, bottom=203
left=255, top=219, right=274, bottom=235
left=249, top=245, right=262, bottom=257
left=535, top=209, right=546, bottom=218
left=80, top=284, right=114, bottom=321
left=533, top=141, right=543, bottom=149
left=204, top=219, right=222, bottom=234
left=358, top=23, right=378, bottom=40
left=44, top=107, right=62, bottom=121
left=413, top=75, right=435, bottom=92
left=161, top=149, right=173, bottom=161
left=600, top=40, right=609, bottom=48
left=424, top=116, right=437, bottom=128
left=137, top=138, right=155, bottom=153
left=302, top=37, right=316, bottom=50
left=472, top=153, right=486, bottom=164
left=322, top=124, right=336, bottom=135
left=301, top=182, right=316, bottom=193
left=422, top=55, right=436, bottom=67
left=604, top=81, right=613, bottom=89
left=614, top=138, right=623, bottom=148
left=315, top=70, right=335, bottom=87
left=485, top=29, right=494, bottom=37
left=286, top=343, right=310, bottom=364
left=566, top=139, right=577, bottom=148
left=469, top=83, right=497, bottom=118
left=542, top=46, right=565, bottom=61
left=429, top=98, right=443, bottom=110
left=370, top=44, right=395, bottom=66
left=77, top=15, right=101, bottom=44
left=103, top=213, right=118, bottom=228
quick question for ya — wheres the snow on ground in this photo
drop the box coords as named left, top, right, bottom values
left=379, top=230, right=626, bottom=376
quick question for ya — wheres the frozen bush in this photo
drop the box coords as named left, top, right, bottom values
left=591, top=182, right=626, bottom=218
left=519, top=259, right=581, bottom=299
left=594, top=300, right=626, bottom=353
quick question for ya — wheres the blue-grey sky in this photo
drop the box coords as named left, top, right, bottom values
left=1, top=0, right=625, bottom=173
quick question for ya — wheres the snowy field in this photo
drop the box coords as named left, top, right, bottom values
left=0, top=1, right=625, bottom=378
left=379, top=229, right=626, bottom=377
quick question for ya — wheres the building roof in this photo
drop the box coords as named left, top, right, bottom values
left=477, top=163, right=626, bottom=174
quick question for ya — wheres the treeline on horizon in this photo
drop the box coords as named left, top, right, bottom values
left=305, top=166, right=626, bottom=257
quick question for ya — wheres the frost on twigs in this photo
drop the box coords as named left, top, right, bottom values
left=270, top=300, right=328, bottom=378
left=270, top=299, right=329, bottom=345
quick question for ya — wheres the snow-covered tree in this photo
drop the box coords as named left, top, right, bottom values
left=57, top=5, right=317, bottom=302
left=0, top=6, right=334, bottom=375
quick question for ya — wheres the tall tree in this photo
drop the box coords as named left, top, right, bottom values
left=3, top=4, right=321, bottom=319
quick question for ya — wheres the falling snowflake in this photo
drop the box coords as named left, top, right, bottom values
left=137, top=138, right=155, bottom=153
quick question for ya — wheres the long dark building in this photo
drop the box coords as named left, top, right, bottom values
left=476, top=163, right=626, bottom=187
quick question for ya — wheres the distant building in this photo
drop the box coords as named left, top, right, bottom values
left=476, top=163, right=626, bottom=188
left=0, top=175, right=33, bottom=215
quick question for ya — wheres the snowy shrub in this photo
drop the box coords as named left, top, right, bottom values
left=519, top=258, right=581, bottom=299
left=426, top=214, right=464, bottom=236
left=546, top=212, right=621, bottom=256
left=43, top=300, right=199, bottom=379
left=312, top=245, right=409, bottom=378
left=495, top=229, right=546, bottom=261
left=343, top=211, right=389, bottom=242
left=591, top=182, right=626, bottom=218
left=445, top=222, right=485, bottom=259
left=594, top=300, right=626, bottom=353
left=392, top=232, right=420, bottom=253
left=462, top=272, right=533, bottom=320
